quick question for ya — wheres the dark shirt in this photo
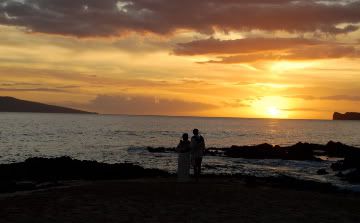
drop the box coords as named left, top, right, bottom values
left=190, top=135, right=205, bottom=157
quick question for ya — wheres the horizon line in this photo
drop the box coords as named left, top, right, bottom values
left=99, top=113, right=332, bottom=121
left=0, top=111, right=333, bottom=121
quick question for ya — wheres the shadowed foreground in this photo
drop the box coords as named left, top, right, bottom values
left=1, top=179, right=360, bottom=223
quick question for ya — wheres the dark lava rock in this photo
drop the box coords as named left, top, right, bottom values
left=338, top=169, right=360, bottom=183
left=285, top=142, right=318, bottom=160
left=324, top=141, right=355, bottom=157
left=204, top=149, right=223, bottom=156
left=331, top=160, right=345, bottom=171
left=225, top=143, right=285, bottom=159
left=0, top=181, right=17, bottom=193
left=0, top=156, right=169, bottom=183
left=147, top=147, right=166, bottom=153
left=331, top=149, right=360, bottom=171
left=147, top=147, right=176, bottom=153
left=224, top=142, right=319, bottom=161
left=15, top=181, right=37, bottom=191
left=223, top=141, right=360, bottom=162
left=148, top=141, right=359, bottom=162
left=317, top=169, right=329, bottom=175
left=329, top=144, right=360, bottom=183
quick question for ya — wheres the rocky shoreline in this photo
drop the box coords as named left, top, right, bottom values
left=0, top=154, right=359, bottom=194
left=148, top=141, right=359, bottom=160
left=148, top=141, right=360, bottom=183
left=0, top=157, right=169, bottom=193
left=1, top=142, right=359, bottom=193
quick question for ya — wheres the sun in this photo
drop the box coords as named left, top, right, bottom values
left=267, top=107, right=281, bottom=117
left=251, top=96, right=290, bottom=119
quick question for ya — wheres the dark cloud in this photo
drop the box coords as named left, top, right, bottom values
left=287, top=94, right=360, bottom=101
left=198, top=43, right=360, bottom=63
left=286, top=95, right=317, bottom=100
left=174, top=37, right=360, bottom=63
left=320, top=95, right=360, bottom=101
left=310, top=68, right=360, bottom=72
left=55, top=85, right=81, bottom=89
left=174, top=37, right=322, bottom=55
left=0, top=87, right=68, bottom=92
left=0, top=82, right=41, bottom=87
left=0, top=82, right=80, bottom=92
left=222, top=99, right=249, bottom=108
left=77, top=94, right=218, bottom=115
left=0, top=0, right=360, bottom=37
left=284, top=45, right=360, bottom=60
left=281, top=107, right=325, bottom=112
left=0, top=82, right=80, bottom=89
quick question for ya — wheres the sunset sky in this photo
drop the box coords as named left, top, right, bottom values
left=0, top=0, right=360, bottom=119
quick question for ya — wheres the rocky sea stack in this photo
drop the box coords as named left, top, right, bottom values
left=333, top=112, right=360, bottom=120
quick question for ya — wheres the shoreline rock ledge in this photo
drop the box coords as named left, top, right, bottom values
left=333, top=112, right=360, bottom=120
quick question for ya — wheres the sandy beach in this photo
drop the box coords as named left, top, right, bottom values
left=1, top=178, right=360, bottom=223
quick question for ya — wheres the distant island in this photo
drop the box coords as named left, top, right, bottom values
left=333, top=112, right=360, bottom=120
left=0, top=96, right=97, bottom=114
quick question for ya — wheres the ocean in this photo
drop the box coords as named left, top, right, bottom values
left=1, top=113, right=360, bottom=189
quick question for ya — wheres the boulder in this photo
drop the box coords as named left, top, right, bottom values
left=147, top=147, right=166, bottom=153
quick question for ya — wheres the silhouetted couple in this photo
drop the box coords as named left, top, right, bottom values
left=176, top=128, right=205, bottom=182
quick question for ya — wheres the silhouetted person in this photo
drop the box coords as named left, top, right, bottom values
left=190, top=128, right=205, bottom=181
left=176, top=133, right=191, bottom=181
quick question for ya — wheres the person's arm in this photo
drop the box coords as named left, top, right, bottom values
left=200, top=136, right=205, bottom=149
left=176, top=140, right=182, bottom=152
left=190, top=137, right=196, bottom=152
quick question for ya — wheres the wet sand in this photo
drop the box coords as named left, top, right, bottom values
left=1, top=178, right=360, bottom=223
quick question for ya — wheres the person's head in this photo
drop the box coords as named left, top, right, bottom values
left=193, top=128, right=199, bottom=136
left=182, top=133, right=189, bottom=141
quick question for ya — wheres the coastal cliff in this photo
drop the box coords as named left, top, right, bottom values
left=0, top=96, right=96, bottom=114
left=333, top=112, right=360, bottom=120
